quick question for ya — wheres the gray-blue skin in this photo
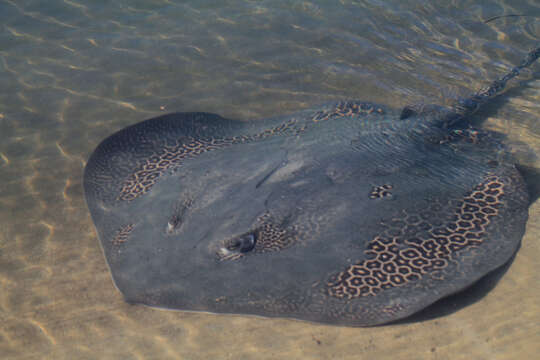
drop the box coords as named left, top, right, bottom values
left=84, top=47, right=538, bottom=326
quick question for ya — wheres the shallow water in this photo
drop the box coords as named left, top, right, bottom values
left=1, top=0, right=539, bottom=359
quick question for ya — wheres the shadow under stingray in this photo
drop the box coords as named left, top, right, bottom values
left=518, top=165, right=540, bottom=204
left=394, top=250, right=518, bottom=325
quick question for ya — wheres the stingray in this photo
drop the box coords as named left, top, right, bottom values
left=84, top=47, right=538, bottom=326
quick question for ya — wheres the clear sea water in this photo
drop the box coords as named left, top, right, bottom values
left=1, top=1, right=539, bottom=359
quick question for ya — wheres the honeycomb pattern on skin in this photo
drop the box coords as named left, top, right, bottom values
left=326, top=176, right=505, bottom=299
left=117, top=118, right=299, bottom=201
left=117, top=101, right=384, bottom=202
left=369, top=184, right=393, bottom=199
left=312, top=101, right=384, bottom=122
left=112, top=223, right=134, bottom=246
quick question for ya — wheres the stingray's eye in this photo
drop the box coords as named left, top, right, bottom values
left=227, top=233, right=257, bottom=253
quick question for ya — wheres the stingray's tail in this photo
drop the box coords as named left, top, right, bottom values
left=447, top=46, right=540, bottom=125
